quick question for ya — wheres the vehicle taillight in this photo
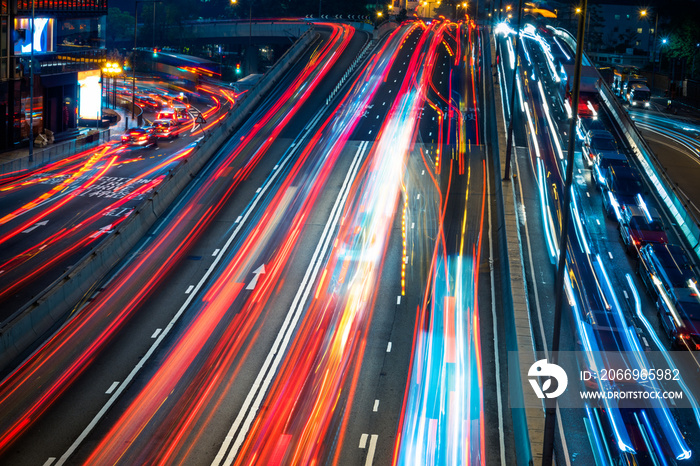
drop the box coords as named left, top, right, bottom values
left=139, top=136, right=147, bottom=141
left=679, top=333, right=690, bottom=340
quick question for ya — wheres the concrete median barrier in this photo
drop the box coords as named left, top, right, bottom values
left=0, top=28, right=319, bottom=374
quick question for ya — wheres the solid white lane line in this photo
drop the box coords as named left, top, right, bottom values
left=57, top=95, right=329, bottom=466
left=365, top=435, right=378, bottom=466
left=215, top=141, right=370, bottom=466
left=484, top=113, right=507, bottom=466
left=359, top=433, right=368, bottom=449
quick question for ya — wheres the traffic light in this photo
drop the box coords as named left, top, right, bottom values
left=235, top=63, right=241, bottom=75
left=153, top=48, right=158, bottom=57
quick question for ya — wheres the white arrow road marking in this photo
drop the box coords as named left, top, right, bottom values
left=245, top=264, right=266, bottom=290
left=89, top=224, right=113, bottom=239
left=22, top=220, right=49, bottom=233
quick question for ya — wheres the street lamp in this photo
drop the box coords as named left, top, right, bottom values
left=503, top=0, right=524, bottom=181
left=458, top=2, right=468, bottom=18
left=29, top=0, right=35, bottom=161
left=231, top=0, right=253, bottom=73
left=641, top=9, right=660, bottom=92
left=102, top=62, right=123, bottom=110
left=132, top=0, right=163, bottom=120
left=542, top=1, right=589, bottom=464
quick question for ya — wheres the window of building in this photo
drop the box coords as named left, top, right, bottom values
left=614, top=14, right=620, bottom=20
left=637, top=28, right=643, bottom=34
left=636, top=41, right=640, bottom=46
left=650, top=28, right=654, bottom=34
left=626, top=14, right=630, bottom=19
left=613, top=27, right=619, bottom=32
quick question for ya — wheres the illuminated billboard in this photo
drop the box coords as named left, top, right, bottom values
left=78, top=70, right=101, bottom=120
left=14, top=18, right=55, bottom=54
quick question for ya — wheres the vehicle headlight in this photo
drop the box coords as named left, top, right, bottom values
left=644, top=102, right=650, bottom=107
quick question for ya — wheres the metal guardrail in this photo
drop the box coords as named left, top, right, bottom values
left=0, top=128, right=112, bottom=176
left=554, top=27, right=700, bottom=263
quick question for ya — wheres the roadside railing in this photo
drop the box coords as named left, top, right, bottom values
left=555, top=27, right=700, bottom=263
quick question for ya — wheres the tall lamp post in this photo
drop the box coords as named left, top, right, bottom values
left=503, top=0, right=524, bottom=180
left=641, top=9, right=659, bottom=92
left=29, top=0, right=35, bottom=162
left=542, top=1, right=588, bottom=464
left=132, top=0, right=162, bottom=120
left=231, top=0, right=253, bottom=46
left=103, top=62, right=123, bottom=110
left=231, top=0, right=254, bottom=76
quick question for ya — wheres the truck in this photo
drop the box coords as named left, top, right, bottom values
left=563, top=64, right=600, bottom=119
left=626, top=83, right=652, bottom=108
left=612, top=66, right=639, bottom=96
left=612, top=67, right=627, bottom=96
left=622, top=74, right=648, bottom=102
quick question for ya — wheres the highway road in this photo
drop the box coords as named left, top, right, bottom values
left=496, top=21, right=700, bottom=466
left=2, top=13, right=698, bottom=466
left=0, top=17, right=518, bottom=466
left=0, top=82, right=236, bottom=320
left=629, top=110, right=700, bottom=220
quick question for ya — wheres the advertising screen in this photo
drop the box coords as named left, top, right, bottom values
left=14, top=18, right=55, bottom=54
left=78, top=70, right=101, bottom=120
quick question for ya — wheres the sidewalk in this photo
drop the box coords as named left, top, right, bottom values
left=0, top=105, right=131, bottom=173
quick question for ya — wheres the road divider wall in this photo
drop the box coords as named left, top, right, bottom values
left=0, top=28, right=319, bottom=374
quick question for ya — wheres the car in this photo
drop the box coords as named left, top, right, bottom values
left=619, top=202, right=668, bottom=253
left=576, top=116, right=607, bottom=141
left=592, top=150, right=629, bottom=189
left=151, top=119, right=179, bottom=140
left=658, top=284, right=700, bottom=350
left=582, top=130, right=619, bottom=168
left=155, top=108, right=180, bottom=123
left=601, top=165, right=644, bottom=218
left=627, top=84, right=651, bottom=108
left=638, top=243, right=696, bottom=298
left=121, top=127, right=157, bottom=148
left=156, top=105, right=190, bottom=125
left=138, top=96, right=160, bottom=111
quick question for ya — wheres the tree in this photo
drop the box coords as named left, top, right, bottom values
left=665, top=19, right=700, bottom=64
left=106, top=7, right=134, bottom=47
left=585, top=4, right=604, bottom=53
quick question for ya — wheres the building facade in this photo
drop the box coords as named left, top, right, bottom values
left=0, top=0, right=107, bottom=152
